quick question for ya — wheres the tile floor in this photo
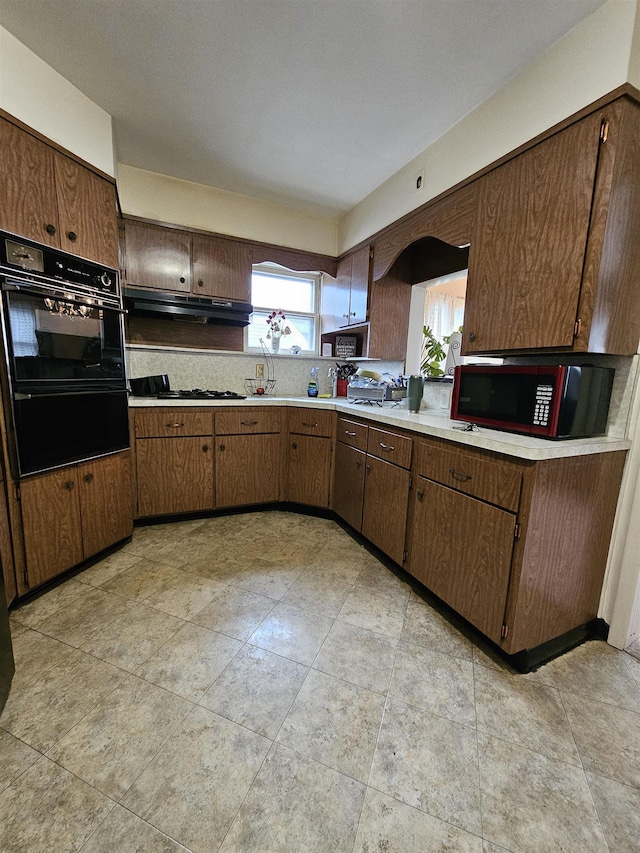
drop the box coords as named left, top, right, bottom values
left=1, top=510, right=640, bottom=852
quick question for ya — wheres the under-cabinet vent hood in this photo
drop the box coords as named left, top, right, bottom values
left=123, top=287, right=253, bottom=327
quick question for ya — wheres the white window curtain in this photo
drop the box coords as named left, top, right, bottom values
left=424, top=290, right=465, bottom=341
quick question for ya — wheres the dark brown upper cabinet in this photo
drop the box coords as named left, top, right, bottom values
left=192, top=233, right=252, bottom=302
left=123, top=219, right=192, bottom=293
left=0, top=115, right=118, bottom=268
left=463, top=97, right=640, bottom=356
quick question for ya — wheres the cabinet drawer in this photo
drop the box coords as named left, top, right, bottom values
left=134, top=410, right=213, bottom=438
left=216, top=409, right=281, bottom=435
left=414, top=441, right=522, bottom=512
left=367, top=427, right=412, bottom=469
left=337, top=416, right=368, bottom=451
left=288, top=408, right=334, bottom=437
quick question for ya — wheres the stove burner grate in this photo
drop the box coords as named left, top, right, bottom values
left=156, top=389, right=246, bottom=399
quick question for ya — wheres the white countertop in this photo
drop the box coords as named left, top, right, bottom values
left=128, top=395, right=630, bottom=461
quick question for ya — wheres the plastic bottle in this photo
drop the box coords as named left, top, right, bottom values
left=308, top=366, right=319, bottom=397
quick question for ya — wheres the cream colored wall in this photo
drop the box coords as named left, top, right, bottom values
left=338, top=0, right=637, bottom=253
left=117, top=165, right=338, bottom=257
left=0, top=26, right=115, bottom=175
left=627, top=0, right=640, bottom=85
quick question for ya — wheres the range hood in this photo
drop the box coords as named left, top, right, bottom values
left=123, top=287, right=253, bottom=327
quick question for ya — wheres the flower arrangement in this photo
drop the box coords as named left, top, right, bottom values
left=266, top=310, right=291, bottom=353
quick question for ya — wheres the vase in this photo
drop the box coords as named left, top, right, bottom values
left=271, top=334, right=281, bottom=354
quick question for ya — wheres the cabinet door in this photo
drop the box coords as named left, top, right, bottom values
left=332, top=442, right=365, bottom=532
left=216, top=433, right=282, bottom=507
left=409, top=477, right=515, bottom=644
left=124, top=219, right=191, bottom=293
left=288, top=435, right=331, bottom=507
left=0, top=119, right=60, bottom=246
left=192, top=234, right=252, bottom=302
left=78, top=453, right=133, bottom=558
left=464, top=112, right=603, bottom=353
left=361, top=455, right=410, bottom=565
left=136, top=437, right=214, bottom=517
left=321, top=254, right=352, bottom=331
left=53, top=152, right=119, bottom=267
left=348, top=245, right=370, bottom=325
left=21, top=469, right=83, bottom=589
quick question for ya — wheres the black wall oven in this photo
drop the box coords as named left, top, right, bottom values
left=0, top=230, right=129, bottom=477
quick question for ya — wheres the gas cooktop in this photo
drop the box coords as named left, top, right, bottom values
left=157, top=389, right=246, bottom=400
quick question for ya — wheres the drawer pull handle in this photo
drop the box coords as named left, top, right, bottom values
left=345, top=430, right=357, bottom=436
left=449, top=467, right=472, bottom=482
left=379, top=442, right=395, bottom=452
left=241, top=420, right=258, bottom=426
left=303, top=422, right=319, bottom=427
left=417, top=489, right=424, bottom=501
left=83, top=473, right=94, bottom=484
left=167, top=422, right=185, bottom=428
left=64, top=480, right=75, bottom=491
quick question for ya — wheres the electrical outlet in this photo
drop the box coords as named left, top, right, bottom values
left=414, top=168, right=425, bottom=193
left=256, top=363, right=265, bottom=378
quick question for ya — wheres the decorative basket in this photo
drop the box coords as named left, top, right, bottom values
left=244, top=377, right=276, bottom=396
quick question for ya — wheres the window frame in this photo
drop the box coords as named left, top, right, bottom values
left=244, top=263, right=322, bottom=355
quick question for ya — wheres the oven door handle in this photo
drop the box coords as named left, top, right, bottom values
left=13, top=388, right=127, bottom=401
left=2, top=281, right=125, bottom=312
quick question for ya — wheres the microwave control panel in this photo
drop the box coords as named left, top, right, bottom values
left=533, top=383, right=553, bottom=426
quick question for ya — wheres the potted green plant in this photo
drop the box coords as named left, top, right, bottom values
left=420, top=325, right=446, bottom=378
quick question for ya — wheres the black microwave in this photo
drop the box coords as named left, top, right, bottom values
left=451, top=364, right=614, bottom=439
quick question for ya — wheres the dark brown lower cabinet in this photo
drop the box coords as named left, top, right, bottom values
left=288, top=434, right=332, bottom=507
left=332, top=442, right=366, bottom=531
left=20, top=451, right=133, bottom=590
left=136, top=437, right=214, bottom=517
left=409, top=477, right=516, bottom=645
left=216, top=433, right=282, bottom=507
left=361, top=454, right=410, bottom=565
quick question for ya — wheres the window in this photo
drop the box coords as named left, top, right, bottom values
left=246, top=264, right=320, bottom=354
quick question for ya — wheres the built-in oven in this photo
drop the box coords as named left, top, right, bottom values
left=0, top=230, right=129, bottom=477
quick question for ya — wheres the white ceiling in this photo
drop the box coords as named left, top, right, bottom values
left=1, top=0, right=605, bottom=216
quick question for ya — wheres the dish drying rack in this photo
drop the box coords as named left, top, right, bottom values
left=245, top=339, right=276, bottom=395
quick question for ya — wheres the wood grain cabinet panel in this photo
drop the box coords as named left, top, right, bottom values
left=367, top=427, right=412, bottom=470
left=332, top=442, right=365, bottom=532
left=215, top=409, right=280, bottom=435
left=192, top=233, right=252, bottom=302
left=409, top=477, right=516, bottom=644
left=136, top=437, right=214, bottom=517
left=288, top=434, right=332, bottom=507
left=78, top=453, right=133, bottom=558
left=134, top=410, right=213, bottom=439
left=321, top=245, right=371, bottom=331
left=336, top=417, right=368, bottom=451
left=361, top=455, right=410, bottom=565
left=216, top=433, right=282, bottom=507
left=20, top=469, right=84, bottom=589
left=288, top=408, right=334, bottom=437
left=124, top=219, right=192, bottom=293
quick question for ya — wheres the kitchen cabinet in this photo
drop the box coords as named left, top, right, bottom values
left=123, top=219, right=192, bottom=293
left=20, top=451, right=132, bottom=590
left=192, top=233, right=252, bottom=302
left=361, top=455, right=410, bottom=566
left=0, top=115, right=119, bottom=268
left=464, top=97, right=640, bottom=355
left=321, top=245, right=371, bottom=331
left=134, top=409, right=214, bottom=517
left=0, top=478, right=16, bottom=606
left=288, top=434, right=332, bottom=507
left=215, top=408, right=283, bottom=507
left=332, top=442, right=366, bottom=532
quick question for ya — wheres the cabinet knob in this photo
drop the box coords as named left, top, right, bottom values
left=45, top=223, right=56, bottom=236
left=67, top=231, right=77, bottom=242
left=350, top=311, right=356, bottom=317
left=83, top=473, right=94, bottom=483
left=64, top=480, right=75, bottom=490
left=417, top=489, right=424, bottom=501
left=219, top=444, right=225, bottom=452
left=366, top=464, right=371, bottom=473
left=202, top=445, right=209, bottom=452
left=179, top=277, right=186, bottom=284
left=292, top=442, right=297, bottom=450
left=468, top=332, right=476, bottom=343
left=197, top=280, right=204, bottom=287
left=356, top=459, right=362, bottom=468
left=342, top=313, right=349, bottom=319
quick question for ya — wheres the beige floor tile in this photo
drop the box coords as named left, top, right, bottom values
left=99, top=558, right=182, bottom=601
left=219, top=742, right=366, bottom=853
left=144, top=572, right=226, bottom=619
left=11, top=579, right=89, bottom=627
left=0, top=729, right=41, bottom=794
left=563, top=691, right=640, bottom=789
left=122, top=705, right=270, bottom=853
left=586, top=770, right=640, bottom=853
left=193, top=585, right=275, bottom=640
left=184, top=549, right=255, bottom=583
left=369, top=697, right=481, bottom=835
left=390, top=642, right=475, bottom=726
left=1, top=648, right=125, bottom=752
left=47, top=675, right=193, bottom=799
left=80, top=805, right=191, bottom=852
left=282, top=571, right=355, bottom=617
left=276, top=668, right=385, bottom=783
left=8, top=627, right=79, bottom=685
left=201, top=644, right=308, bottom=738
left=120, top=524, right=183, bottom=559
left=305, top=542, right=369, bottom=585
left=313, top=620, right=398, bottom=693
left=478, top=732, right=607, bottom=853
left=138, top=622, right=242, bottom=702
left=232, top=560, right=305, bottom=599
left=338, top=585, right=408, bottom=639
left=400, top=599, right=474, bottom=660
left=354, top=787, right=483, bottom=853
left=8, top=614, right=28, bottom=638
left=143, top=536, right=215, bottom=569
left=34, top=586, right=134, bottom=647
left=545, top=640, right=640, bottom=711
left=81, top=603, right=185, bottom=671
left=77, top=550, right=143, bottom=588
left=474, top=664, right=580, bottom=765
left=0, top=756, right=114, bottom=853
left=248, top=601, right=334, bottom=665
left=472, top=642, right=558, bottom=687
left=354, top=559, right=412, bottom=600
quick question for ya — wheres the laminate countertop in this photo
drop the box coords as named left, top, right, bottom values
left=128, top=396, right=630, bottom=461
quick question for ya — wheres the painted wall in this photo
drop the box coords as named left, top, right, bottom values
left=0, top=26, right=115, bottom=175
left=117, top=165, right=338, bottom=257
left=338, top=0, right=637, bottom=253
